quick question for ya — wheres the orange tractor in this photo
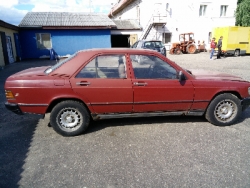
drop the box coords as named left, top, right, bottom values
left=169, top=32, right=197, bottom=55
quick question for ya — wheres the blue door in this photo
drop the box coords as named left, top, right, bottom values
left=14, top=33, right=21, bottom=61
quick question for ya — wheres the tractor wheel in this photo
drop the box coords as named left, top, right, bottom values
left=175, top=49, right=182, bottom=55
left=169, top=48, right=175, bottom=55
left=186, top=44, right=196, bottom=54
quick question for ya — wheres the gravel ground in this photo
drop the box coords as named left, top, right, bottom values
left=0, top=53, right=250, bottom=188
left=167, top=52, right=250, bottom=81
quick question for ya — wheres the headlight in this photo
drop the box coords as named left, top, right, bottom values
left=248, top=87, right=250, bottom=95
left=5, top=90, right=15, bottom=100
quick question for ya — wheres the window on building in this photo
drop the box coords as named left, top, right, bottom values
left=36, top=33, right=52, bottom=49
left=220, top=5, right=228, bottom=16
left=208, top=32, right=212, bottom=43
left=199, top=5, right=207, bottom=16
left=166, top=3, right=169, bottom=11
left=162, top=33, right=171, bottom=43
left=136, top=5, right=140, bottom=20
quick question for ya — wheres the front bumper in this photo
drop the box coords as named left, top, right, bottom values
left=5, top=102, right=45, bottom=119
left=242, top=98, right=250, bottom=111
left=5, top=102, right=23, bottom=115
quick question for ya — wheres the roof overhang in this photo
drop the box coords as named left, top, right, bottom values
left=19, top=26, right=116, bottom=30
left=108, top=0, right=135, bottom=18
left=42, top=26, right=115, bottom=29
left=0, top=20, right=19, bottom=31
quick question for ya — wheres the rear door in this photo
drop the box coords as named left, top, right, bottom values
left=70, top=54, right=133, bottom=114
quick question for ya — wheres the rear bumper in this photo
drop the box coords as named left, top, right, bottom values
left=242, top=98, right=250, bottom=111
left=5, top=102, right=23, bottom=115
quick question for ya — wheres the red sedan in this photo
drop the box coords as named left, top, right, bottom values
left=5, top=48, right=250, bottom=136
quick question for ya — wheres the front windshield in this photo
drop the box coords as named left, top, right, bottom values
left=44, top=53, right=77, bottom=74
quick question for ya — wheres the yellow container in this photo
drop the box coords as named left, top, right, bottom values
left=212, top=26, right=250, bottom=56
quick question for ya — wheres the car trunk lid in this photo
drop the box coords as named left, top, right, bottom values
left=8, top=66, right=50, bottom=78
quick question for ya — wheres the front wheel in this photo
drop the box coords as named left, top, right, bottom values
left=205, top=93, right=242, bottom=126
left=50, top=100, right=90, bottom=136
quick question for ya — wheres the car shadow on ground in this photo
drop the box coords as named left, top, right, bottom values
left=0, top=118, right=39, bottom=188
left=0, top=60, right=54, bottom=188
left=86, top=109, right=250, bottom=134
left=86, top=115, right=207, bottom=134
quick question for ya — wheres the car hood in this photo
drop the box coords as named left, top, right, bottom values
left=9, top=66, right=50, bottom=78
left=190, top=69, right=245, bottom=81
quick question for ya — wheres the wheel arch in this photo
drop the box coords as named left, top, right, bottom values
left=46, top=97, right=92, bottom=115
left=205, top=90, right=242, bottom=112
left=234, top=48, right=241, bottom=56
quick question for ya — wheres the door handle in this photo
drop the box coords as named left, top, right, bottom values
left=76, top=82, right=91, bottom=86
left=133, top=82, right=148, bottom=86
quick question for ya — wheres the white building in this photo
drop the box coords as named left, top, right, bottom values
left=109, top=0, right=237, bottom=50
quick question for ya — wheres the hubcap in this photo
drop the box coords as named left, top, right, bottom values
left=58, top=108, right=82, bottom=130
left=215, top=100, right=236, bottom=122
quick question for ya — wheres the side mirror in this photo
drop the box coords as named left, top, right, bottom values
left=178, top=71, right=186, bottom=82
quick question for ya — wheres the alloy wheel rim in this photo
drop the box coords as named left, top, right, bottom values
left=58, top=108, right=82, bottom=131
left=215, top=99, right=236, bottom=122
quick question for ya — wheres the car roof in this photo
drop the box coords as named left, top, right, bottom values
left=50, top=48, right=171, bottom=77
left=76, top=48, right=156, bottom=54
left=140, top=40, right=162, bottom=42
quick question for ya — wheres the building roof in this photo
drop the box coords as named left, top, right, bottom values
left=112, top=19, right=141, bottom=30
left=19, top=12, right=116, bottom=29
left=0, top=20, right=19, bottom=31
left=109, top=0, right=135, bottom=17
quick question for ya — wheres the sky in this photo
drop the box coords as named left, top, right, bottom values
left=0, top=0, right=118, bottom=26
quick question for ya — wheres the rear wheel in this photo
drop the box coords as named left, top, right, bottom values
left=234, top=49, right=240, bottom=57
left=186, top=44, right=196, bottom=54
left=205, top=93, right=241, bottom=126
left=174, top=49, right=182, bottom=55
left=50, top=100, right=90, bottom=136
left=169, top=48, right=175, bottom=55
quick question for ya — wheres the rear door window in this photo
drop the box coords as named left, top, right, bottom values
left=76, top=55, right=127, bottom=79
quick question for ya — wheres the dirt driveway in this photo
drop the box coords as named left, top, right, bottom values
left=1, top=53, right=250, bottom=188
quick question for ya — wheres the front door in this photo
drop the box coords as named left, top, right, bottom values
left=70, top=54, right=133, bottom=114
left=130, top=54, right=194, bottom=112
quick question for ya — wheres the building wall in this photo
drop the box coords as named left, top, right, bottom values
left=0, top=26, right=18, bottom=66
left=166, top=0, right=237, bottom=45
left=19, top=29, right=112, bottom=59
left=111, top=0, right=237, bottom=48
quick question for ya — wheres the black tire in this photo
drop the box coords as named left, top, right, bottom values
left=205, top=93, right=242, bottom=126
left=174, top=49, right=182, bottom=55
left=234, top=49, right=240, bottom=57
left=50, top=100, right=90, bottom=136
left=186, top=44, right=196, bottom=54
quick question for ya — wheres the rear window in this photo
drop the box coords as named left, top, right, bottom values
left=143, top=41, right=164, bottom=48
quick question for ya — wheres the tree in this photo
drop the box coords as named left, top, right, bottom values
left=235, top=0, right=250, bottom=26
